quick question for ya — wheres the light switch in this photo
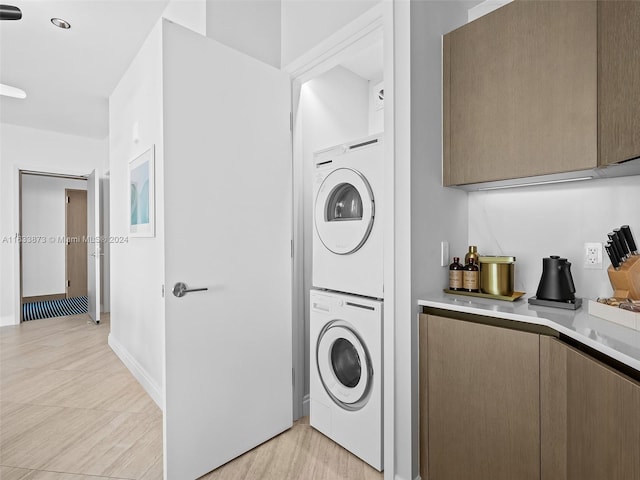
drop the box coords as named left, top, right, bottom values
left=441, top=241, right=450, bottom=267
left=133, top=121, right=139, bottom=143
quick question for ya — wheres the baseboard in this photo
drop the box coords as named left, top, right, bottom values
left=393, top=474, right=421, bottom=480
left=0, top=314, right=18, bottom=327
left=303, top=393, right=310, bottom=417
left=108, top=333, right=164, bottom=410
left=22, top=293, right=66, bottom=303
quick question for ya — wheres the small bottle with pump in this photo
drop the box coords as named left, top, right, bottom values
left=449, top=257, right=463, bottom=291
left=463, top=257, right=480, bottom=292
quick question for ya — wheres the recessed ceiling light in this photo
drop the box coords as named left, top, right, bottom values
left=0, top=83, right=27, bottom=99
left=51, top=17, right=70, bottom=29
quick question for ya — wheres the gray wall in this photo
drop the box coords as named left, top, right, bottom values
left=396, top=2, right=477, bottom=479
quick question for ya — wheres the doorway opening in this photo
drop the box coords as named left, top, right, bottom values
left=19, top=171, right=89, bottom=322
left=287, top=5, right=387, bottom=422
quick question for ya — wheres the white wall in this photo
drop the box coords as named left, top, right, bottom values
left=108, top=21, right=165, bottom=407
left=468, top=0, right=512, bottom=22
left=468, top=176, right=640, bottom=300
left=0, top=123, right=107, bottom=326
left=206, top=0, right=281, bottom=67
left=299, top=65, right=370, bottom=404
left=21, top=175, right=87, bottom=297
left=282, top=0, right=381, bottom=67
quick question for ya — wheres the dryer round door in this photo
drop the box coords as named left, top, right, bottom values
left=316, top=320, right=373, bottom=411
left=314, top=168, right=374, bottom=255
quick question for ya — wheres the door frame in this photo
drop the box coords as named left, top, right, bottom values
left=283, top=4, right=395, bottom=479
left=15, top=167, right=93, bottom=324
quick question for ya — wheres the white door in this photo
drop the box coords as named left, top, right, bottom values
left=162, top=22, right=292, bottom=480
left=86, top=170, right=100, bottom=323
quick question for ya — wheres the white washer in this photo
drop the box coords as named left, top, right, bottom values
left=309, top=289, right=383, bottom=471
left=312, top=134, right=384, bottom=299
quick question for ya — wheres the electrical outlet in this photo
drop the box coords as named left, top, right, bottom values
left=584, top=242, right=603, bottom=269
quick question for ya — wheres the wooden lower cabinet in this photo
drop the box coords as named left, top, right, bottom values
left=421, top=314, right=640, bottom=480
left=419, top=314, right=540, bottom=480
left=541, top=336, right=640, bottom=480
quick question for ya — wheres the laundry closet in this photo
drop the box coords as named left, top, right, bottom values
left=293, top=26, right=386, bottom=470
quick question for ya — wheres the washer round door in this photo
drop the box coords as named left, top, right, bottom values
left=316, top=320, right=373, bottom=410
left=314, top=168, right=374, bottom=255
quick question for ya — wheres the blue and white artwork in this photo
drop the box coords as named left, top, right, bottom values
left=130, top=161, right=150, bottom=225
left=129, top=146, right=155, bottom=237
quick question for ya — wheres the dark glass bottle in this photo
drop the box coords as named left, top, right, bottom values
left=449, top=257, right=463, bottom=291
left=463, top=257, right=480, bottom=292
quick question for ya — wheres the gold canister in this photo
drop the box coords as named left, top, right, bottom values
left=479, top=256, right=516, bottom=296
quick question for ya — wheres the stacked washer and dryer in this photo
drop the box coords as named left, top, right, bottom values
left=310, top=134, right=384, bottom=471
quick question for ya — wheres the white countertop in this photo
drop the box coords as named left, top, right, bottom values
left=419, top=291, right=640, bottom=373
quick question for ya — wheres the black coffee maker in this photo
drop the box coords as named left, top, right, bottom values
left=528, top=256, right=582, bottom=310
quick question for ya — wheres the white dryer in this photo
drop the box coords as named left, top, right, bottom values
left=312, top=134, right=384, bottom=299
left=309, top=289, right=383, bottom=471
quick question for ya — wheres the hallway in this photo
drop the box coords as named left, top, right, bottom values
left=0, top=314, right=162, bottom=479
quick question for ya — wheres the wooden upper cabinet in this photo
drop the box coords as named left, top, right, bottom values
left=444, top=1, right=598, bottom=186
left=598, top=0, right=640, bottom=166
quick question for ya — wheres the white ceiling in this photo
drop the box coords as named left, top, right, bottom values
left=0, top=0, right=169, bottom=139
left=0, top=1, right=385, bottom=140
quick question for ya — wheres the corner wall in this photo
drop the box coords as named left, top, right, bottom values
left=0, top=123, right=107, bottom=326
left=108, top=22, right=165, bottom=407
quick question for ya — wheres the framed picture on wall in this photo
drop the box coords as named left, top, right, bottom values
left=129, top=145, right=155, bottom=237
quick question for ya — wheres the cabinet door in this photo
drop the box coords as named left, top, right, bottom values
left=443, top=1, right=597, bottom=185
left=566, top=343, right=640, bottom=479
left=540, top=335, right=568, bottom=480
left=541, top=336, right=640, bottom=480
left=598, top=0, right=640, bottom=166
left=421, top=314, right=540, bottom=480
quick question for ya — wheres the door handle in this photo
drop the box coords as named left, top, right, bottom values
left=172, top=282, right=208, bottom=298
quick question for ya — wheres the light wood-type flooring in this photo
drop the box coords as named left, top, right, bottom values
left=1, top=313, right=382, bottom=480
